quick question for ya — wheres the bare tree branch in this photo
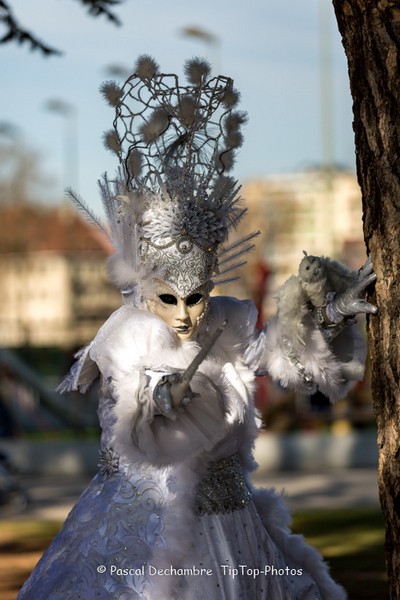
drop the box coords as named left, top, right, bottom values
left=0, top=0, right=62, bottom=55
left=0, top=0, right=123, bottom=57
left=76, top=0, right=122, bottom=26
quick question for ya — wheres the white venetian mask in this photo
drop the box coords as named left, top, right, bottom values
left=147, top=280, right=209, bottom=340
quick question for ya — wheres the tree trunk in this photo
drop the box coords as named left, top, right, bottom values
left=332, top=1, right=400, bottom=597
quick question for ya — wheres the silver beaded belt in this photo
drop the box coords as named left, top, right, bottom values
left=194, top=454, right=252, bottom=516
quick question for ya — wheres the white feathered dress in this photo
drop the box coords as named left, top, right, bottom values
left=17, top=296, right=366, bottom=600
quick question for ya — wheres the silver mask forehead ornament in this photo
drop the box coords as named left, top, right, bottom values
left=69, top=55, right=259, bottom=305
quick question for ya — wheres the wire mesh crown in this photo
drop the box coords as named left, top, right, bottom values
left=101, top=55, right=247, bottom=187
left=86, top=55, right=258, bottom=304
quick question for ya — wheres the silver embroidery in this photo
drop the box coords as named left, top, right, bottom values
left=98, top=447, right=120, bottom=477
left=195, top=454, right=252, bottom=515
left=281, top=335, right=316, bottom=392
left=141, top=236, right=216, bottom=297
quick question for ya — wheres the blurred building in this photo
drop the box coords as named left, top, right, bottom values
left=0, top=169, right=365, bottom=348
left=0, top=171, right=373, bottom=431
left=239, top=168, right=365, bottom=317
left=231, top=168, right=373, bottom=429
left=0, top=204, right=120, bottom=348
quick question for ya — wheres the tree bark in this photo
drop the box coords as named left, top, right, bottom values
left=332, top=1, right=400, bottom=597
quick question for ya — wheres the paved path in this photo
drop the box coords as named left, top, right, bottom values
left=0, top=468, right=380, bottom=521
left=253, top=468, right=380, bottom=511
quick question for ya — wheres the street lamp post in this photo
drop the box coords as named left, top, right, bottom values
left=103, top=64, right=132, bottom=80
left=0, top=121, right=28, bottom=204
left=318, top=0, right=336, bottom=255
left=180, top=26, right=221, bottom=74
left=45, top=99, right=79, bottom=193
left=318, top=1, right=334, bottom=178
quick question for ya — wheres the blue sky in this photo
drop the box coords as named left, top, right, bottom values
left=1, top=0, right=354, bottom=214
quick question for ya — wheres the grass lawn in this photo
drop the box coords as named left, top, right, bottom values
left=0, top=520, right=62, bottom=600
left=293, top=508, right=389, bottom=599
left=1, top=508, right=388, bottom=600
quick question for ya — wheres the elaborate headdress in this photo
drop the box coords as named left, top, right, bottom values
left=71, top=55, right=257, bottom=306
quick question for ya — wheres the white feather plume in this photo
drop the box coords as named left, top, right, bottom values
left=98, top=173, right=163, bottom=306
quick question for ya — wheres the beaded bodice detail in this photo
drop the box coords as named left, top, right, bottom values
left=194, top=454, right=252, bottom=516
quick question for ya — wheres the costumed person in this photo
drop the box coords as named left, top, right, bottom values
left=17, top=56, right=377, bottom=600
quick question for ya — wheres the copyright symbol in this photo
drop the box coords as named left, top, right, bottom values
left=97, top=565, right=106, bottom=574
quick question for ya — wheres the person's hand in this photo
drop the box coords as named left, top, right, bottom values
left=328, top=256, right=377, bottom=321
left=153, top=373, right=196, bottom=420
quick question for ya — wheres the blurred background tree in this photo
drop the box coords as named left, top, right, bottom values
left=0, top=123, right=51, bottom=205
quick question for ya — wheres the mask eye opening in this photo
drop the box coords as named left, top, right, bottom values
left=186, top=293, right=203, bottom=307
left=158, top=293, right=178, bottom=305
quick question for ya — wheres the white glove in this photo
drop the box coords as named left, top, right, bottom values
left=153, top=373, right=197, bottom=421
left=327, top=256, right=377, bottom=323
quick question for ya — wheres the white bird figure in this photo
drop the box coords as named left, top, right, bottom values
left=298, top=252, right=356, bottom=306
left=275, top=252, right=357, bottom=345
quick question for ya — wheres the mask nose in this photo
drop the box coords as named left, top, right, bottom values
left=176, top=299, right=190, bottom=322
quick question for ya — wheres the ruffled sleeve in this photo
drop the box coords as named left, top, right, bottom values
left=87, top=306, right=229, bottom=466
left=198, top=295, right=366, bottom=401
left=133, top=369, right=228, bottom=464
left=244, top=310, right=367, bottom=402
